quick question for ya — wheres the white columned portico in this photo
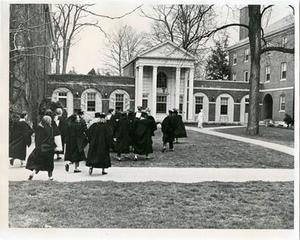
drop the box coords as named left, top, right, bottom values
left=152, top=66, right=158, bottom=119
left=183, top=69, right=188, bottom=121
left=175, top=67, right=181, bottom=110
left=188, top=67, right=194, bottom=121
left=137, top=65, right=144, bottom=107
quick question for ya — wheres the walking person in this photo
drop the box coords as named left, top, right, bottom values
left=26, top=115, right=55, bottom=181
left=86, top=113, right=112, bottom=175
left=64, top=109, right=88, bottom=173
left=197, top=109, right=204, bottom=128
left=57, top=107, right=68, bottom=159
left=161, top=110, right=176, bottom=152
left=9, top=111, right=34, bottom=167
left=172, top=109, right=187, bottom=143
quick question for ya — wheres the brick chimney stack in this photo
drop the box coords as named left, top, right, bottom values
left=239, top=6, right=249, bottom=40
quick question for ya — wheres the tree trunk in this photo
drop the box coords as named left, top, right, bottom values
left=246, top=5, right=261, bottom=135
left=55, top=47, right=61, bottom=74
left=62, top=43, right=70, bottom=74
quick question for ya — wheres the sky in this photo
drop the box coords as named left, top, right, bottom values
left=63, top=3, right=293, bottom=74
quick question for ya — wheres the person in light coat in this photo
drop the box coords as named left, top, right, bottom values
left=197, top=109, right=204, bottom=128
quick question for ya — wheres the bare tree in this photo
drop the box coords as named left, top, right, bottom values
left=104, top=24, right=148, bottom=76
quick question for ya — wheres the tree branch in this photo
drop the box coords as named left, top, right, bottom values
left=260, top=46, right=294, bottom=54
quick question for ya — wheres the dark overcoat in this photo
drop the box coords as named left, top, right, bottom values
left=173, top=114, right=187, bottom=138
left=9, top=120, right=33, bottom=160
left=114, top=116, right=131, bottom=154
left=133, top=118, right=153, bottom=155
left=64, top=116, right=88, bottom=163
left=161, top=115, right=175, bottom=143
left=86, top=121, right=112, bottom=169
left=26, top=124, right=55, bottom=172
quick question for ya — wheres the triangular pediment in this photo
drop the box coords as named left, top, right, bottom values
left=139, top=41, right=195, bottom=60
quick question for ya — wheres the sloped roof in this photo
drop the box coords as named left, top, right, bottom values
left=123, top=41, right=196, bottom=68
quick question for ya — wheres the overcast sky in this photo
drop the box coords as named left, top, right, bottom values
left=63, top=3, right=293, bottom=74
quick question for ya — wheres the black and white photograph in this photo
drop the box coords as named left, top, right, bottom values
left=1, top=0, right=299, bottom=239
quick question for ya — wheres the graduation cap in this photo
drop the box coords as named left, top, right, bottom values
left=95, top=112, right=101, bottom=118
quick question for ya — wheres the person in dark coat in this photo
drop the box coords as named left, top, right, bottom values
left=26, top=115, right=55, bottom=180
left=145, top=108, right=157, bottom=136
left=132, top=112, right=154, bottom=160
left=172, top=108, right=187, bottom=143
left=56, top=107, right=68, bottom=158
left=105, top=109, right=115, bottom=149
left=127, top=110, right=136, bottom=152
left=114, top=112, right=131, bottom=161
left=9, top=111, right=34, bottom=166
left=86, top=113, right=112, bottom=175
left=161, top=110, right=176, bottom=152
left=64, top=109, right=88, bottom=173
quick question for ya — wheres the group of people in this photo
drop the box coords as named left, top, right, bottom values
left=9, top=105, right=187, bottom=181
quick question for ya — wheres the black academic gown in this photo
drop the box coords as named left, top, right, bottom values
left=133, top=118, right=153, bottom=155
left=86, top=121, right=112, bottom=169
left=114, top=116, right=131, bottom=154
left=64, top=116, right=88, bottom=163
left=58, top=115, right=68, bottom=150
left=173, top=114, right=187, bottom=138
left=161, top=115, right=175, bottom=143
left=26, top=124, right=55, bottom=172
left=9, top=120, right=33, bottom=160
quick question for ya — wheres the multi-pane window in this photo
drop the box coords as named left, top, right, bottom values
left=156, top=95, right=167, bottom=113
left=195, top=96, right=203, bottom=114
left=280, top=62, right=287, bottom=80
left=281, top=37, right=288, bottom=47
left=244, top=71, right=249, bottom=82
left=157, top=72, right=167, bottom=88
left=232, top=72, right=237, bottom=81
left=115, top=94, right=124, bottom=112
left=279, top=95, right=286, bottom=111
left=220, top=97, right=228, bottom=115
left=142, top=99, right=148, bottom=109
left=233, top=53, right=237, bottom=65
left=179, top=95, right=183, bottom=114
left=87, top=92, right=96, bottom=112
left=244, top=49, right=249, bottom=62
left=265, top=66, right=271, bottom=82
left=58, top=92, right=67, bottom=109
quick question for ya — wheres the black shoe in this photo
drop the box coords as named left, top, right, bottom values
left=89, top=167, right=93, bottom=176
left=102, top=171, right=107, bottom=175
left=28, top=174, right=33, bottom=180
left=134, top=155, right=138, bottom=161
left=161, top=148, right=166, bottom=153
left=74, top=169, right=81, bottom=173
left=65, top=164, right=69, bottom=172
left=9, top=159, right=14, bottom=166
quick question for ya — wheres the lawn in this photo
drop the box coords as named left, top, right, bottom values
left=215, top=126, right=294, bottom=147
left=9, top=181, right=293, bottom=229
left=110, top=130, right=294, bottom=168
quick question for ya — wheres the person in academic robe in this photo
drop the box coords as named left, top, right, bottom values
left=127, top=110, right=136, bottom=153
left=132, top=112, right=154, bottom=160
left=88, top=112, right=101, bottom=128
left=172, top=109, right=187, bottom=143
left=64, top=109, right=88, bottom=173
left=110, top=109, right=122, bottom=152
left=145, top=108, right=157, bottom=137
left=86, top=113, right=112, bottom=175
left=9, top=111, right=34, bottom=167
left=197, top=109, right=204, bottom=128
left=26, top=115, right=55, bottom=181
left=57, top=108, right=68, bottom=158
left=114, top=112, right=131, bottom=161
left=161, top=110, right=176, bottom=152
left=135, top=106, right=142, bottom=119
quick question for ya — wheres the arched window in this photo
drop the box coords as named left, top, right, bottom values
left=215, top=93, right=234, bottom=123
left=109, top=89, right=130, bottom=112
left=51, top=87, right=73, bottom=116
left=157, top=72, right=167, bottom=88
left=194, top=92, right=209, bottom=122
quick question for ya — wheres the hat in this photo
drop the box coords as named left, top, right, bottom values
left=168, top=109, right=173, bottom=114
left=95, top=112, right=101, bottom=118
left=172, top=108, right=178, bottom=113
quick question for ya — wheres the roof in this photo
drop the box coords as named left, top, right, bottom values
left=123, top=41, right=196, bottom=68
left=228, top=14, right=294, bottom=50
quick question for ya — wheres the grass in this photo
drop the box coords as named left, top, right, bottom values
left=110, top=130, right=294, bottom=169
left=215, top=126, right=294, bottom=147
left=9, top=180, right=293, bottom=229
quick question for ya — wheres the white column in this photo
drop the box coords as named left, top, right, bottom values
left=175, top=67, right=181, bottom=110
left=152, top=66, right=158, bottom=119
left=137, top=65, right=144, bottom=107
left=183, top=69, right=188, bottom=121
left=135, top=66, right=139, bottom=110
left=188, top=67, right=194, bottom=121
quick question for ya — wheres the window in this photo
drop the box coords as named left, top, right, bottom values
left=156, top=95, right=167, bottom=113
left=265, top=66, right=271, bottom=82
left=279, top=95, right=285, bottom=111
left=232, top=72, right=237, bottom=81
left=115, top=94, right=124, bottom=111
left=233, top=53, right=237, bottom=65
left=195, top=96, right=203, bottom=114
left=58, top=92, right=67, bottom=109
left=142, top=99, right=148, bottom=109
left=87, top=92, right=96, bottom=112
left=281, top=37, right=288, bottom=47
left=245, top=98, right=250, bottom=113
left=179, top=95, right=183, bottom=114
left=244, top=71, right=249, bottom=82
left=157, top=72, right=167, bottom=88
left=244, top=49, right=249, bottom=62
left=220, top=97, right=228, bottom=115
left=280, top=62, right=287, bottom=80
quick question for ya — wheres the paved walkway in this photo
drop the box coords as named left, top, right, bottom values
left=186, top=126, right=294, bottom=156
left=9, top=160, right=294, bottom=183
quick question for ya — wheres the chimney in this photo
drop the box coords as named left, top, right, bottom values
left=239, top=6, right=249, bottom=40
